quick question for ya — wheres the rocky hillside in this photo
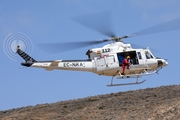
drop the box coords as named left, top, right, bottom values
left=1, top=85, right=180, bottom=120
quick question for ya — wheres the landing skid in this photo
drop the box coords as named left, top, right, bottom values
left=107, top=80, right=146, bottom=87
left=106, top=69, right=159, bottom=87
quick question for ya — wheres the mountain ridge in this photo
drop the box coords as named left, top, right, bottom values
left=1, top=84, right=180, bottom=120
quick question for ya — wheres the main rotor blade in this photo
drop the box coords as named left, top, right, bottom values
left=37, top=40, right=110, bottom=53
left=129, top=17, right=180, bottom=37
left=72, top=11, right=116, bottom=37
left=38, top=14, right=180, bottom=54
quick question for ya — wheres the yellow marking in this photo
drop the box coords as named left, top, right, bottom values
left=45, top=61, right=61, bottom=71
left=97, top=50, right=101, bottom=54
left=49, top=61, right=60, bottom=66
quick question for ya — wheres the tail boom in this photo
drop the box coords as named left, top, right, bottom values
left=16, top=46, right=93, bottom=71
left=31, top=60, right=93, bottom=72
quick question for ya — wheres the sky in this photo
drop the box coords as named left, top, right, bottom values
left=1, top=0, right=180, bottom=110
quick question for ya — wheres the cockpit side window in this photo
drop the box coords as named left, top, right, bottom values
left=145, top=51, right=153, bottom=59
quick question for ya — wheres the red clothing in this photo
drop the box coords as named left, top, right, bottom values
left=121, top=59, right=130, bottom=75
left=122, top=59, right=130, bottom=66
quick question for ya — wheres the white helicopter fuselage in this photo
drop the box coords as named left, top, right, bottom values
left=26, top=42, right=167, bottom=77
left=16, top=42, right=168, bottom=86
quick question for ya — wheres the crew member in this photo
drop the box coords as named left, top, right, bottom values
left=121, top=56, right=131, bottom=75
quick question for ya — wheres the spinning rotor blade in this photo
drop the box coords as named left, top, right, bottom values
left=128, top=17, right=180, bottom=38
left=39, top=13, right=180, bottom=54
left=73, top=12, right=180, bottom=41
left=72, top=11, right=116, bottom=38
left=37, top=39, right=111, bottom=53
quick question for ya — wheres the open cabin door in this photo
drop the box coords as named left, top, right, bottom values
left=117, top=50, right=150, bottom=70
left=95, top=55, right=118, bottom=71
left=117, top=51, right=139, bottom=66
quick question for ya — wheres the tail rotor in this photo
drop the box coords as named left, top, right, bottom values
left=3, top=32, right=33, bottom=61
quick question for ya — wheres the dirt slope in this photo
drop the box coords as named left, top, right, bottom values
left=1, top=85, right=180, bottom=120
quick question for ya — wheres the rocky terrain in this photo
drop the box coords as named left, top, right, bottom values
left=1, top=84, right=180, bottom=120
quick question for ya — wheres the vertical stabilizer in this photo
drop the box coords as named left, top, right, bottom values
left=16, top=46, right=36, bottom=67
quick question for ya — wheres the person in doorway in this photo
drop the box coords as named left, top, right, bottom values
left=121, top=56, right=131, bottom=75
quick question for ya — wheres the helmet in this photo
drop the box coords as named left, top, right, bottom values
left=126, top=56, right=130, bottom=59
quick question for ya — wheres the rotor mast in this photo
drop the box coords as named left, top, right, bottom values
left=110, top=35, right=129, bottom=42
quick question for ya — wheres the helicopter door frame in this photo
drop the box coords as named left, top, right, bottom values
left=95, top=55, right=118, bottom=71
left=136, top=50, right=146, bottom=67
left=104, top=55, right=118, bottom=69
left=94, top=57, right=106, bottom=71
left=143, top=50, right=156, bottom=68
left=138, top=49, right=156, bottom=69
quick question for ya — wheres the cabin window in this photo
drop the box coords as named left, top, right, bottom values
left=137, top=52, right=142, bottom=59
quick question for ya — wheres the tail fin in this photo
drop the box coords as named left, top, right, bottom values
left=16, top=46, right=36, bottom=67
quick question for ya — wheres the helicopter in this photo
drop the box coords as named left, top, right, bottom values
left=16, top=14, right=180, bottom=87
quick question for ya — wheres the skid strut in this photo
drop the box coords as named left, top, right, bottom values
left=107, top=75, right=146, bottom=87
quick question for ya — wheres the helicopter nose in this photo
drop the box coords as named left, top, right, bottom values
left=157, top=59, right=168, bottom=67
left=163, top=59, right=168, bottom=66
